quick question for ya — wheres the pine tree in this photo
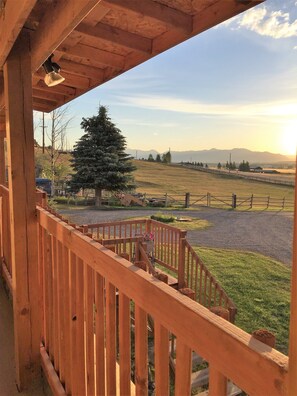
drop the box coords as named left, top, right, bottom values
left=156, top=154, right=161, bottom=162
left=70, top=106, right=135, bottom=206
left=148, top=154, right=154, bottom=162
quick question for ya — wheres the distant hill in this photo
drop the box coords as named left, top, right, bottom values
left=126, top=148, right=294, bottom=164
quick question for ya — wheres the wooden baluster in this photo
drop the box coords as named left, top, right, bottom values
left=209, top=366, right=227, bottom=396
left=154, top=320, right=169, bottom=396
left=135, top=305, right=148, bottom=396
left=74, top=258, right=86, bottom=396
left=84, top=264, right=95, bottom=395
left=69, top=252, right=77, bottom=395
left=106, top=281, right=117, bottom=396
left=95, top=273, right=105, bottom=396
left=175, top=338, right=191, bottom=395
left=52, top=236, right=59, bottom=373
left=57, top=241, right=65, bottom=384
left=63, top=247, right=71, bottom=394
left=119, top=292, right=131, bottom=395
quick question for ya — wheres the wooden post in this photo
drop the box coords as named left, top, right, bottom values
left=185, top=192, right=190, bottom=208
left=289, top=154, right=297, bottom=396
left=250, top=194, right=254, bottom=209
left=178, top=231, right=187, bottom=289
left=4, top=31, right=40, bottom=390
left=0, top=135, right=5, bottom=185
left=267, top=196, right=270, bottom=209
left=232, top=193, right=237, bottom=209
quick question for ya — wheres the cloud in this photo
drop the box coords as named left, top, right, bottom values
left=223, top=6, right=297, bottom=39
left=114, top=94, right=297, bottom=118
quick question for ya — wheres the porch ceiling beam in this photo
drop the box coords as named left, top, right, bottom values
left=33, top=77, right=77, bottom=97
left=0, top=0, right=38, bottom=68
left=56, top=43, right=124, bottom=69
left=32, top=88, right=67, bottom=102
left=75, top=22, right=152, bottom=54
left=101, top=0, right=192, bottom=33
left=30, top=0, right=102, bottom=72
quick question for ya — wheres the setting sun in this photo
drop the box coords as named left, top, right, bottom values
left=281, top=121, right=297, bottom=155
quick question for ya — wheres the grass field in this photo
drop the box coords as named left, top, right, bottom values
left=133, top=160, right=295, bottom=202
left=195, top=246, right=291, bottom=354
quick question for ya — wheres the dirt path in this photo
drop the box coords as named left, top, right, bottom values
left=60, top=207, right=294, bottom=266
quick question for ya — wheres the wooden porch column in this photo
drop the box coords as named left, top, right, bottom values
left=4, top=31, right=40, bottom=390
left=289, top=154, right=297, bottom=395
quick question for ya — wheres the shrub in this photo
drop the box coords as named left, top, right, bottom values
left=150, top=213, right=176, bottom=223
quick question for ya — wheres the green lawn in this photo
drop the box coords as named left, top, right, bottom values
left=194, top=247, right=291, bottom=354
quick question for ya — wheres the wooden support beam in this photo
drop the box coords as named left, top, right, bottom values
left=0, top=0, right=38, bottom=67
left=101, top=0, right=192, bottom=33
left=33, top=78, right=77, bottom=97
left=289, top=154, right=297, bottom=395
left=30, top=0, right=101, bottom=71
left=33, top=88, right=67, bottom=103
left=3, top=31, right=40, bottom=390
left=75, top=22, right=152, bottom=54
left=56, top=43, right=124, bottom=69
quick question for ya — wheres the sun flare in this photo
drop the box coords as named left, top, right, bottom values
left=281, top=121, right=297, bottom=155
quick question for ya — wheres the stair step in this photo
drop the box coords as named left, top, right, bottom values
left=196, top=382, right=242, bottom=396
left=191, top=368, right=209, bottom=389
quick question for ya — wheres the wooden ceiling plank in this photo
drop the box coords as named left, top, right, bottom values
left=33, top=88, right=66, bottom=102
left=75, top=22, right=152, bottom=54
left=101, top=0, right=192, bottom=33
left=35, top=69, right=92, bottom=90
left=153, top=0, right=264, bottom=54
left=58, top=59, right=104, bottom=80
left=30, top=0, right=102, bottom=71
left=192, top=0, right=264, bottom=36
left=33, top=77, right=77, bottom=97
left=57, top=43, right=124, bottom=69
left=0, top=0, right=37, bottom=68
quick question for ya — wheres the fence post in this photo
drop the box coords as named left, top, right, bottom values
left=178, top=231, right=187, bottom=289
left=283, top=197, right=285, bottom=210
left=207, top=192, right=211, bottom=207
left=267, top=196, right=270, bottom=209
left=232, top=193, right=237, bottom=209
left=250, top=194, right=254, bottom=209
left=165, top=193, right=168, bottom=207
left=185, top=192, right=190, bottom=208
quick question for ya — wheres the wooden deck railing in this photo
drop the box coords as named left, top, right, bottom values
left=85, top=219, right=237, bottom=320
left=182, top=240, right=237, bottom=322
left=37, top=207, right=288, bottom=396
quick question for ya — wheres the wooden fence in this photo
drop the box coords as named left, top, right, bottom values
left=85, top=219, right=237, bottom=321
left=37, top=207, right=288, bottom=396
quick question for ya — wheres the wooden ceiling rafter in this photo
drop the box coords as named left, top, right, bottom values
left=30, top=0, right=102, bottom=72
left=101, top=0, right=193, bottom=34
left=57, top=42, right=125, bottom=69
left=75, top=22, right=153, bottom=54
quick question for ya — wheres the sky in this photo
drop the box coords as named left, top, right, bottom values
left=36, top=0, right=297, bottom=156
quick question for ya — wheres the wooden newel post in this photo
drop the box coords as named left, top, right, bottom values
left=4, top=31, right=40, bottom=390
left=178, top=231, right=187, bottom=289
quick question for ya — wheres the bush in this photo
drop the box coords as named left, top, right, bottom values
left=150, top=213, right=176, bottom=223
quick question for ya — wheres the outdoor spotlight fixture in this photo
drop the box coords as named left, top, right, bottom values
left=42, top=54, right=65, bottom=87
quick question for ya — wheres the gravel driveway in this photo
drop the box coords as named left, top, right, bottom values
left=60, top=207, right=294, bottom=266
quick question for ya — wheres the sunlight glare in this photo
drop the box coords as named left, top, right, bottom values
left=281, top=121, right=297, bottom=155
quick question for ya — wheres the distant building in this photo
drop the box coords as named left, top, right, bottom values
left=250, top=166, right=263, bottom=173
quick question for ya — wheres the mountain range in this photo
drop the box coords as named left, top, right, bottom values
left=126, top=148, right=295, bottom=165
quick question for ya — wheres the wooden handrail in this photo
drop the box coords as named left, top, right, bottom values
left=37, top=207, right=288, bottom=395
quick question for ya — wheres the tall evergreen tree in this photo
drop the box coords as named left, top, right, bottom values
left=70, top=106, right=135, bottom=206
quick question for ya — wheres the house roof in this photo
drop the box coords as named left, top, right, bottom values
left=0, top=0, right=264, bottom=122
